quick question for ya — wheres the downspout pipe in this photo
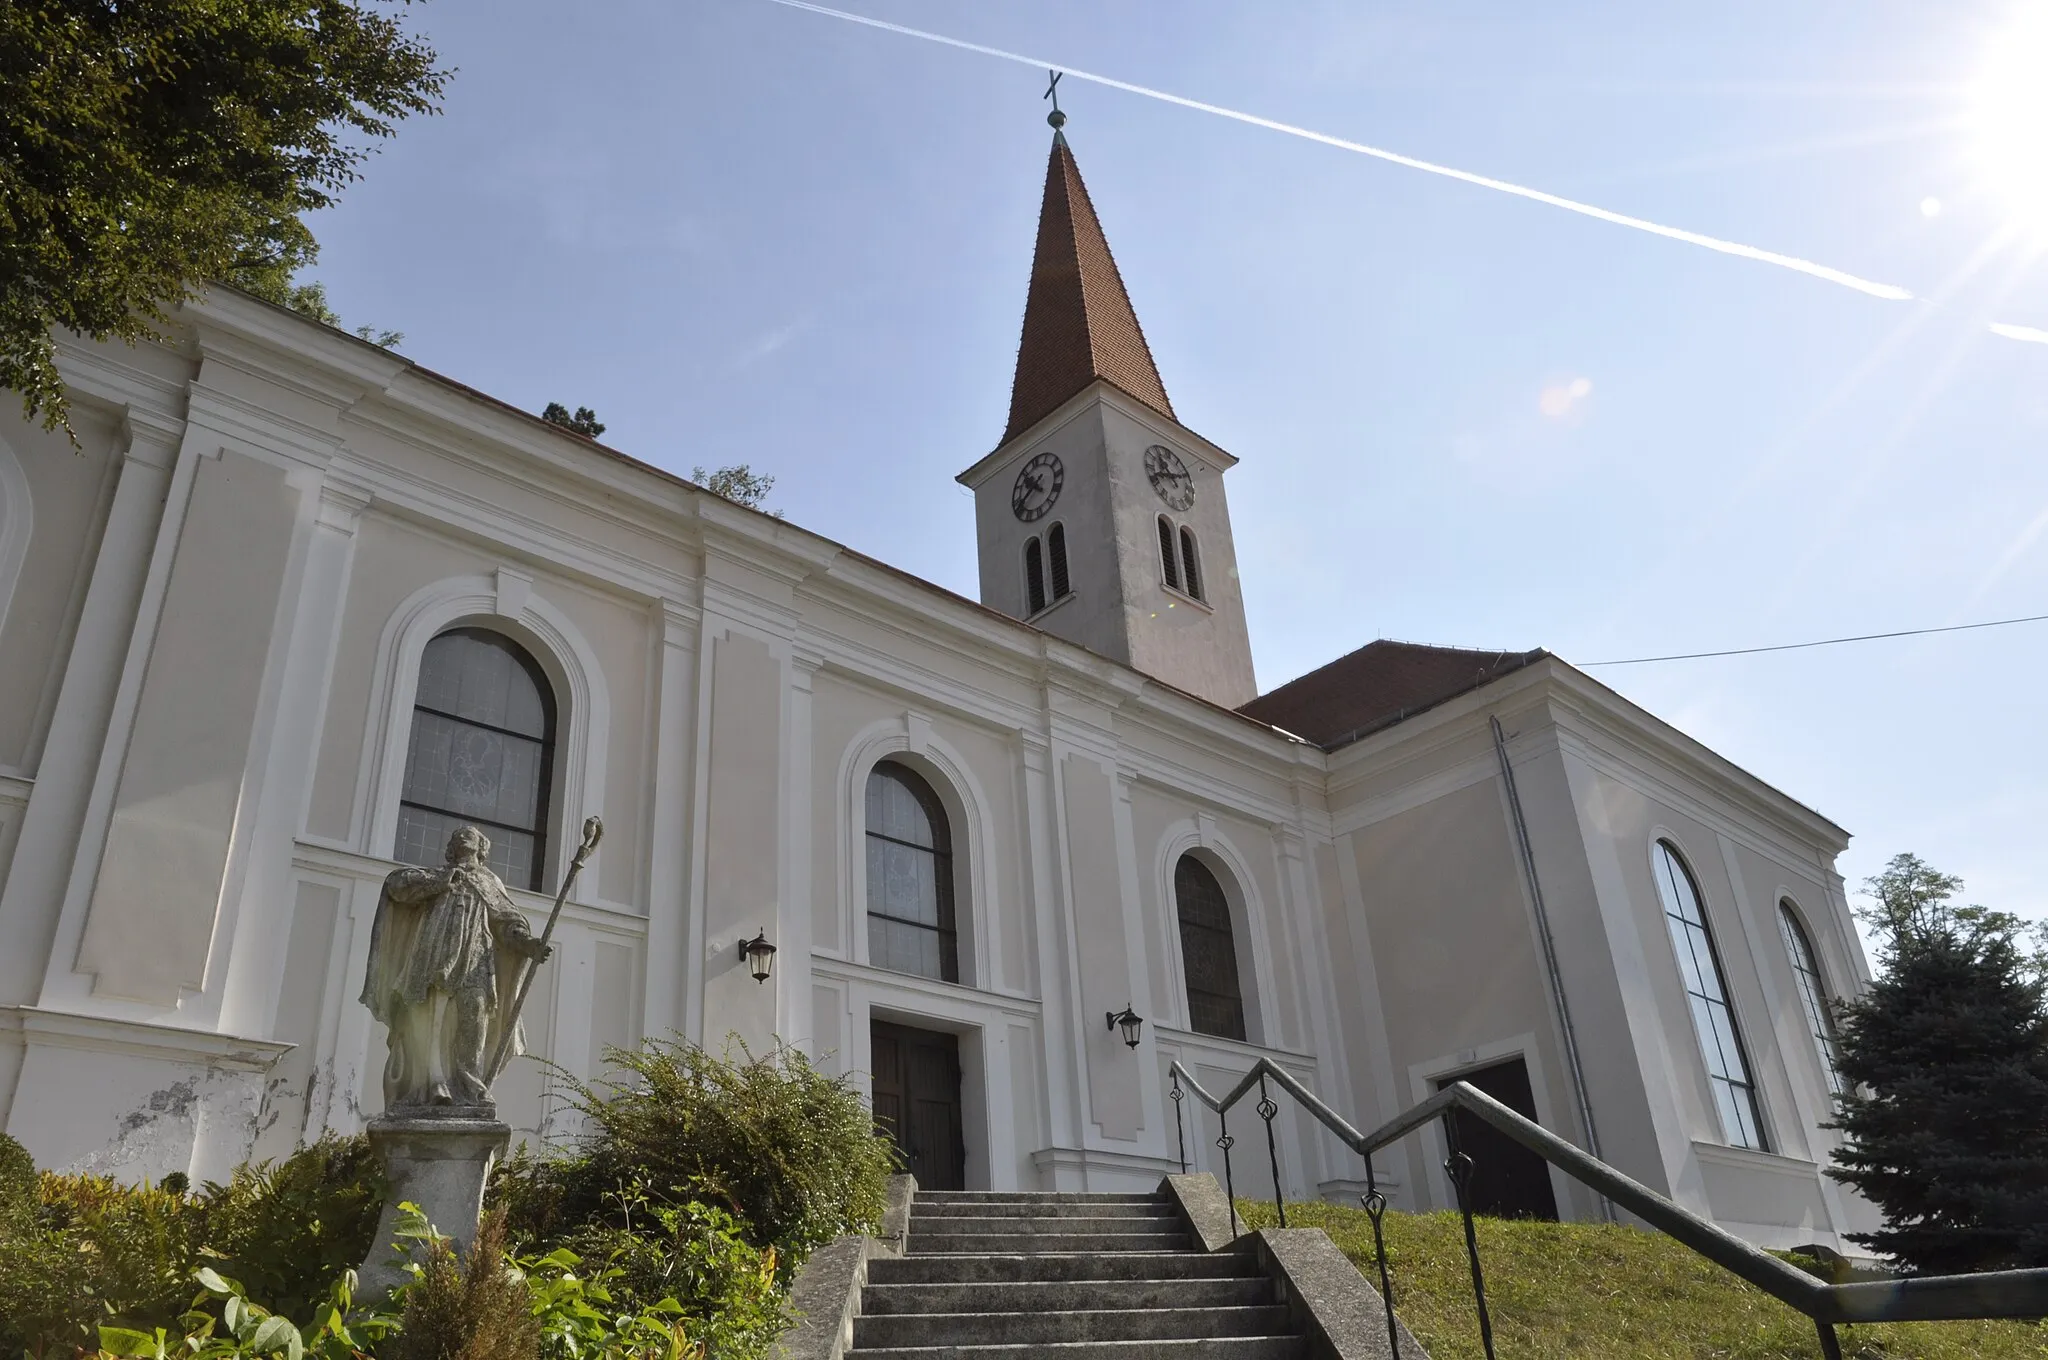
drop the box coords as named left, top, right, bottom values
left=1490, top=713, right=1613, bottom=1222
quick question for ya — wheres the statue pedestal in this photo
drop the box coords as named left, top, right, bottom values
left=357, top=1111, right=511, bottom=1298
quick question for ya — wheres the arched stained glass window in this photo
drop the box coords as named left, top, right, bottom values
left=1175, top=854, right=1246, bottom=1041
left=866, top=762, right=959, bottom=982
left=1024, top=537, right=1046, bottom=615
left=1652, top=841, right=1766, bottom=1149
left=396, top=627, right=557, bottom=890
left=1779, top=902, right=1845, bottom=1096
left=1048, top=522, right=1071, bottom=600
left=1179, top=527, right=1203, bottom=601
left=1158, top=515, right=1181, bottom=590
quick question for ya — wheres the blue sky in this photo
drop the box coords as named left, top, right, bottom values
left=304, top=1, right=2048, bottom=934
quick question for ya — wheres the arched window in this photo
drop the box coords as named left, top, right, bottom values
left=396, top=627, right=557, bottom=890
left=1047, top=522, right=1071, bottom=600
left=1651, top=841, right=1765, bottom=1149
left=1779, top=902, right=1845, bottom=1096
left=1158, top=515, right=1181, bottom=590
left=1179, top=527, right=1203, bottom=601
left=866, top=761, right=959, bottom=982
left=1024, top=537, right=1046, bottom=615
left=1175, top=855, right=1245, bottom=1041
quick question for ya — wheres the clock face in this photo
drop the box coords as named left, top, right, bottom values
left=1144, top=445, right=1195, bottom=511
left=1011, top=451, right=1064, bottom=522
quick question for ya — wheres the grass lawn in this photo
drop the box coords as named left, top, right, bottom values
left=1235, top=1200, right=2047, bottom=1360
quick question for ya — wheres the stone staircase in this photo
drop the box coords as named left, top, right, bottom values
left=848, top=1190, right=1307, bottom=1360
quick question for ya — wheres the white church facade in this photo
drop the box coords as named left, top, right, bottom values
left=0, top=128, right=1877, bottom=1251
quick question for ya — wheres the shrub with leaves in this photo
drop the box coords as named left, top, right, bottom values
left=388, top=1208, right=540, bottom=1360
left=493, top=1038, right=896, bottom=1274
left=199, top=1133, right=388, bottom=1321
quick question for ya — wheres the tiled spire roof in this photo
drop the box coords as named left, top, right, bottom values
left=1004, top=132, right=1176, bottom=444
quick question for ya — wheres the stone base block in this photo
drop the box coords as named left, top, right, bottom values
left=358, top=1114, right=510, bottom=1298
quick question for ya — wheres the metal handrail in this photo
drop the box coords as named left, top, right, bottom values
left=1168, top=1055, right=2048, bottom=1356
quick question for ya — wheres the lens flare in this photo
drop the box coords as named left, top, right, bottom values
left=1969, top=3, right=2048, bottom=233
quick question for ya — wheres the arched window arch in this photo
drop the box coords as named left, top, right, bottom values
left=395, top=627, right=558, bottom=890
left=1779, top=901, right=1845, bottom=1096
left=1024, top=537, right=1046, bottom=615
left=1157, top=515, right=1181, bottom=591
left=1175, top=854, right=1246, bottom=1041
left=1179, top=527, right=1203, bottom=601
left=1047, top=522, right=1071, bottom=601
left=866, top=761, right=959, bottom=982
left=1651, top=840, right=1766, bottom=1149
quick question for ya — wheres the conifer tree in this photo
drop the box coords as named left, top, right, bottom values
left=1827, top=854, right=2048, bottom=1273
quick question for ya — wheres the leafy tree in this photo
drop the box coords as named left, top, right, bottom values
left=541, top=402, right=605, bottom=437
left=692, top=463, right=778, bottom=515
left=1827, top=854, right=2048, bottom=1273
left=1, top=0, right=445, bottom=434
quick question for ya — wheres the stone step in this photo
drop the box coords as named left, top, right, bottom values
left=861, top=1277, right=1277, bottom=1316
left=912, top=1216, right=1182, bottom=1236
left=848, top=1337, right=1308, bottom=1360
left=910, top=1232, right=1192, bottom=1255
left=869, top=1253, right=1260, bottom=1286
left=912, top=1200, right=1177, bottom=1220
left=855, top=1308, right=1295, bottom=1350
left=912, top=1192, right=1166, bottom=1205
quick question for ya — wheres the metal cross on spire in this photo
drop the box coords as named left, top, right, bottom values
left=1044, top=69, right=1067, bottom=130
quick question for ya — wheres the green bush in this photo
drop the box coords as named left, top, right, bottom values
left=389, top=1208, right=540, bottom=1360
left=494, top=1038, right=895, bottom=1274
left=0, top=1132, right=386, bottom=1355
left=199, top=1133, right=388, bottom=1319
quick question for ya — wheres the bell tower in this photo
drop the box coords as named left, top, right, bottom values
left=957, top=113, right=1258, bottom=709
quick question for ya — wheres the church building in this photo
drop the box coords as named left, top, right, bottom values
left=0, top=122, right=1877, bottom=1251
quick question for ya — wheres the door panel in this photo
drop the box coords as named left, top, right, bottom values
left=870, top=1020, right=966, bottom=1191
left=1435, top=1056, right=1559, bottom=1220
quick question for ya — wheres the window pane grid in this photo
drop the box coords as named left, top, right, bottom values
left=1652, top=842, right=1766, bottom=1150
left=1779, top=905, right=1845, bottom=1095
left=864, top=763, right=960, bottom=983
left=395, top=629, right=555, bottom=891
left=1175, top=856, right=1246, bottom=1042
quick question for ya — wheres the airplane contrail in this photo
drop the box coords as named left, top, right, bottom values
left=1990, top=321, right=2048, bottom=344
left=760, top=0, right=1917, bottom=302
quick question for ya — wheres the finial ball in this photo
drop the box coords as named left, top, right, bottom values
left=1047, top=108, right=1067, bottom=130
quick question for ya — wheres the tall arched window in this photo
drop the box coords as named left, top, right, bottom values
left=1179, top=527, right=1203, bottom=601
left=1158, top=515, right=1181, bottom=590
left=1175, top=854, right=1246, bottom=1041
left=866, top=762, right=959, bottom=982
left=1779, top=902, right=1845, bottom=1096
left=1651, top=841, right=1765, bottom=1149
left=1024, top=538, right=1047, bottom=615
left=396, top=627, right=557, bottom=890
left=1047, top=522, right=1071, bottom=601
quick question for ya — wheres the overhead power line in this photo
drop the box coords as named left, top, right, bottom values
left=1581, top=611, right=2048, bottom=666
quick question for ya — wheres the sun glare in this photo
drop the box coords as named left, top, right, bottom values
left=1969, top=3, right=2048, bottom=233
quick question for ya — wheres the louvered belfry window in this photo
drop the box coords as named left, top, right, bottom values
left=1048, top=522, right=1071, bottom=600
left=1652, top=841, right=1767, bottom=1149
left=1158, top=516, right=1181, bottom=589
left=866, top=761, right=960, bottom=982
left=1175, top=854, right=1246, bottom=1041
left=1024, top=538, right=1047, bottom=614
left=396, top=627, right=557, bottom=890
left=1179, top=527, right=1203, bottom=601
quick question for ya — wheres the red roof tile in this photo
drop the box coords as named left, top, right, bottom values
left=1004, top=133, right=1176, bottom=444
left=1238, top=641, right=1546, bottom=749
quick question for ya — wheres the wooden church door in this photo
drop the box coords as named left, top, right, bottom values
left=870, top=1020, right=967, bottom=1191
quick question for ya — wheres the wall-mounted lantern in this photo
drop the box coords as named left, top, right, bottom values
left=1106, top=1005, right=1144, bottom=1049
left=740, top=930, right=778, bottom=983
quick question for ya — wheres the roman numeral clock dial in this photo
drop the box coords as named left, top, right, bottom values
left=1145, top=444, right=1195, bottom=511
left=1011, top=451, right=1064, bottom=521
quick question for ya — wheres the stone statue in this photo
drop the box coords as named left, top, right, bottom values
left=359, top=824, right=551, bottom=1112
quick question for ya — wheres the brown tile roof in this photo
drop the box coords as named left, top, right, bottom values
left=1004, top=133, right=1176, bottom=444
left=1238, top=640, right=1547, bottom=750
